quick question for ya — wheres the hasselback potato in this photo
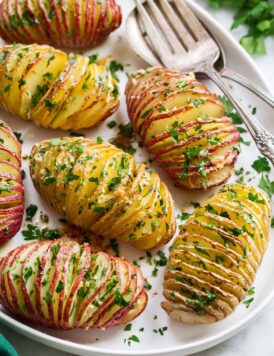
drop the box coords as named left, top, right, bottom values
left=0, top=119, right=24, bottom=244
left=0, top=44, right=119, bottom=130
left=162, top=183, right=271, bottom=324
left=30, top=138, right=175, bottom=250
left=0, top=0, right=122, bottom=49
left=0, top=239, right=148, bottom=329
left=126, top=67, right=240, bottom=190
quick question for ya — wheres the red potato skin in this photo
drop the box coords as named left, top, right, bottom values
left=61, top=244, right=91, bottom=329
left=0, top=248, right=19, bottom=314
left=153, top=127, right=239, bottom=159
left=15, top=0, right=36, bottom=43
left=47, top=241, right=71, bottom=328
left=35, top=242, right=52, bottom=327
left=0, top=241, right=148, bottom=330
left=5, top=1, right=23, bottom=43
left=21, top=243, right=44, bottom=319
left=146, top=117, right=233, bottom=148
left=92, top=258, right=131, bottom=328
left=133, top=88, right=214, bottom=126
left=0, top=0, right=122, bottom=49
left=83, top=0, right=93, bottom=47
left=139, top=98, right=225, bottom=139
left=51, top=0, right=65, bottom=47
left=100, top=266, right=145, bottom=329
left=127, top=73, right=196, bottom=119
left=25, top=0, right=49, bottom=43
left=0, top=147, right=21, bottom=167
left=77, top=255, right=115, bottom=328
left=74, top=0, right=82, bottom=48
left=0, top=120, right=24, bottom=243
left=0, top=5, right=14, bottom=43
left=37, top=0, right=60, bottom=46
left=6, top=244, right=31, bottom=317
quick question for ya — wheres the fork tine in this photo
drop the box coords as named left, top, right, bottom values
left=136, top=13, right=162, bottom=65
left=159, top=0, right=195, bottom=50
left=146, top=0, right=186, bottom=54
left=135, top=0, right=173, bottom=66
left=174, top=0, right=210, bottom=41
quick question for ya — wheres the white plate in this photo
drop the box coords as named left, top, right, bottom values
left=0, top=1, right=273, bottom=355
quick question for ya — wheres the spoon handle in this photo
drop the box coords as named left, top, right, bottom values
left=203, top=66, right=274, bottom=166
left=220, top=68, right=274, bottom=108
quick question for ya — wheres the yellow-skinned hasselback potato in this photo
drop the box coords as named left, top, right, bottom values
left=0, top=0, right=122, bottom=49
left=161, top=183, right=271, bottom=324
left=29, top=138, right=176, bottom=250
left=0, top=44, right=119, bottom=130
left=126, top=67, right=241, bottom=190
left=0, top=239, right=148, bottom=329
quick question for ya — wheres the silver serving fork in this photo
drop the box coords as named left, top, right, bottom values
left=134, top=0, right=274, bottom=165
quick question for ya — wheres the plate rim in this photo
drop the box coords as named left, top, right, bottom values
left=0, top=1, right=273, bottom=355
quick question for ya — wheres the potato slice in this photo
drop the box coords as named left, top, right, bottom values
left=19, top=49, right=68, bottom=119
left=8, top=243, right=37, bottom=318
left=32, top=55, right=88, bottom=127
left=0, top=127, right=21, bottom=157
left=8, top=46, right=49, bottom=115
left=21, top=242, right=49, bottom=318
left=92, top=258, right=131, bottom=327
left=0, top=246, right=22, bottom=315
left=62, top=243, right=92, bottom=328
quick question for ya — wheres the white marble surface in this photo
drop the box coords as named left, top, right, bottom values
left=0, top=1, right=274, bottom=355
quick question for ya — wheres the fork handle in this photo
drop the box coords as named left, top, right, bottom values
left=220, top=68, right=274, bottom=108
left=203, top=67, right=274, bottom=166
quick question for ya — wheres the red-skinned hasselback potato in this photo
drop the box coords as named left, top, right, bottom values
left=125, top=67, right=241, bottom=190
left=0, top=119, right=24, bottom=244
left=0, top=0, right=122, bottom=49
left=0, top=239, right=148, bottom=329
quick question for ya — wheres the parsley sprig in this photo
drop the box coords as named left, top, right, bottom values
left=208, top=0, right=274, bottom=54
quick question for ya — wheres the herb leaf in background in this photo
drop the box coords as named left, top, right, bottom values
left=208, top=0, right=274, bottom=54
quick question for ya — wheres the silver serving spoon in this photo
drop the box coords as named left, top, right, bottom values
left=125, top=2, right=274, bottom=108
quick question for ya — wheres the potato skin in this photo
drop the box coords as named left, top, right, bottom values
left=125, top=67, right=240, bottom=190
left=161, top=183, right=271, bottom=323
left=0, top=44, right=119, bottom=131
left=0, top=0, right=122, bottom=49
left=0, top=239, right=148, bottom=329
left=29, top=138, right=176, bottom=250
left=0, top=119, right=24, bottom=244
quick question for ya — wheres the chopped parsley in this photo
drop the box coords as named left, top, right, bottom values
left=88, top=54, right=98, bottom=64
left=252, top=156, right=271, bottom=173
left=208, top=0, right=274, bottom=54
left=96, top=136, right=103, bottom=144
left=23, top=267, right=33, bottom=282
left=45, top=98, right=57, bottom=109
left=258, top=175, right=274, bottom=197
left=109, top=60, right=124, bottom=82
left=44, top=176, right=56, bottom=186
left=114, top=289, right=130, bottom=307
left=26, top=204, right=38, bottom=221
left=56, top=280, right=64, bottom=293
left=22, top=224, right=61, bottom=241
left=141, top=108, right=153, bottom=119
left=124, top=324, right=132, bottom=331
